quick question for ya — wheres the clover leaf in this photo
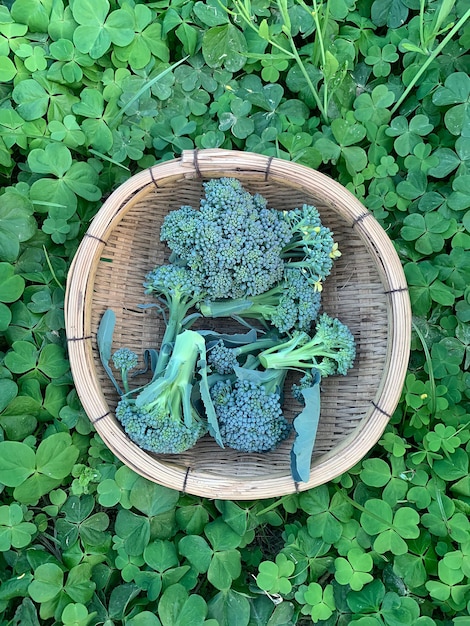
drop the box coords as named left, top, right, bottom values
left=432, top=72, right=470, bottom=136
left=158, top=584, right=208, bottom=626
left=72, top=0, right=135, bottom=59
left=202, top=23, right=247, bottom=72
left=295, top=582, right=335, bottom=622
left=0, top=503, right=37, bottom=551
left=256, top=553, right=295, bottom=595
left=334, top=548, right=374, bottom=591
left=401, top=213, right=458, bottom=255
left=360, top=500, right=420, bottom=555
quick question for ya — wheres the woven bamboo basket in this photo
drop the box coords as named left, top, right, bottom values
left=65, top=149, right=411, bottom=500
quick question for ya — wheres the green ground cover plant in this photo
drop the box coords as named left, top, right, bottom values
left=0, top=0, right=469, bottom=623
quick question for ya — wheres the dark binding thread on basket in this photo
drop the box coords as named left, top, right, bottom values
left=66, top=335, right=92, bottom=342
left=193, top=149, right=203, bottom=178
left=84, top=233, right=107, bottom=245
left=92, top=411, right=111, bottom=424
left=351, top=212, right=371, bottom=227
left=294, top=481, right=300, bottom=494
left=182, top=466, right=191, bottom=494
left=148, top=167, right=159, bottom=189
left=264, top=156, right=274, bottom=181
left=384, top=286, right=409, bottom=295
left=371, top=401, right=392, bottom=418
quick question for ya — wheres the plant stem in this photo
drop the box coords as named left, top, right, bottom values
left=411, top=319, right=436, bottom=416
left=229, top=0, right=328, bottom=122
left=311, top=0, right=329, bottom=117
left=392, top=7, right=470, bottom=114
left=419, top=0, right=426, bottom=52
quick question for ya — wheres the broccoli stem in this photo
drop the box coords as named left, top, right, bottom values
left=258, top=332, right=321, bottom=371
left=155, top=294, right=200, bottom=377
left=199, top=283, right=284, bottom=321
left=137, top=329, right=203, bottom=426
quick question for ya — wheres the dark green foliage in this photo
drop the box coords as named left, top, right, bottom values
left=0, top=0, right=469, bottom=624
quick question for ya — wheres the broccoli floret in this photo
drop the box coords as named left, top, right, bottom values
left=115, top=330, right=209, bottom=454
left=116, top=397, right=206, bottom=454
left=144, top=264, right=204, bottom=375
left=112, top=348, right=138, bottom=394
left=291, top=372, right=316, bottom=403
left=160, top=178, right=292, bottom=299
left=210, top=372, right=291, bottom=452
left=282, top=205, right=341, bottom=291
left=200, top=267, right=322, bottom=334
left=208, top=341, right=238, bottom=375
left=259, top=313, right=356, bottom=377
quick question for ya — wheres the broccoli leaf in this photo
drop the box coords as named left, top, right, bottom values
left=97, top=308, right=122, bottom=395
left=197, top=354, right=224, bottom=448
left=198, top=328, right=259, bottom=348
left=290, top=371, right=321, bottom=483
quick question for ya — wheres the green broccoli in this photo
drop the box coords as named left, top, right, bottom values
left=143, top=264, right=204, bottom=375
left=115, top=330, right=212, bottom=454
left=160, top=177, right=292, bottom=299
left=112, top=348, right=138, bottom=394
left=281, top=204, right=341, bottom=291
left=199, top=267, right=322, bottom=334
left=209, top=366, right=291, bottom=453
left=207, top=333, right=284, bottom=375
left=259, top=313, right=356, bottom=377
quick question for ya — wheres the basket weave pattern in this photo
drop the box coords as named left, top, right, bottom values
left=65, top=149, right=411, bottom=499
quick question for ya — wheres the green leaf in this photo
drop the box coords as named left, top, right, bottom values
left=179, top=535, right=212, bottom=574
left=114, top=509, right=150, bottom=556
left=194, top=0, right=228, bottom=27
left=28, top=563, right=64, bottom=604
left=0, top=441, right=35, bottom=487
left=290, top=377, right=321, bottom=483
left=207, top=589, right=250, bottom=626
left=0, top=263, right=25, bottom=303
left=360, top=458, right=392, bottom=487
left=331, top=118, right=367, bottom=146
left=158, top=583, right=208, bottom=626
left=433, top=448, right=469, bottom=481
left=36, top=433, right=79, bottom=479
left=0, top=379, right=17, bottom=412
left=0, top=56, right=17, bottom=82
left=207, top=549, right=241, bottom=591
left=143, top=540, right=178, bottom=572
left=0, top=503, right=36, bottom=550
left=37, top=343, right=69, bottom=378
left=10, top=0, right=51, bottom=33
left=28, top=143, right=72, bottom=178
left=72, top=0, right=134, bottom=59
left=129, top=476, right=179, bottom=517
left=371, top=0, right=409, bottom=28
left=64, top=563, right=96, bottom=603
left=202, top=24, right=247, bottom=72
left=0, top=193, right=37, bottom=263
left=12, top=79, right=49, bottom=121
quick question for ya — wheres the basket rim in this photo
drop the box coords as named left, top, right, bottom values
left=65, top=148, right=412, bottom=499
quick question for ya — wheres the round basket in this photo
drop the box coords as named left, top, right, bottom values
left=65, top=149, right=411, bottom=500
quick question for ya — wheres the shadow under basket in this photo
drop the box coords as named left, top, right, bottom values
left=65, top=149, right=411, bottom=500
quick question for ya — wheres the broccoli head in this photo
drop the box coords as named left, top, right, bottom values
left=112, top=347, right=138, bottom=394
left=116, top=397, right=206, bottom=454
left=115, top=330, right=209, bottom=454
left=160, top=177, right=292, bottom=299
left=282, top=204, right=341, bottom=291
left=210, top=376, right=291, bottom=453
